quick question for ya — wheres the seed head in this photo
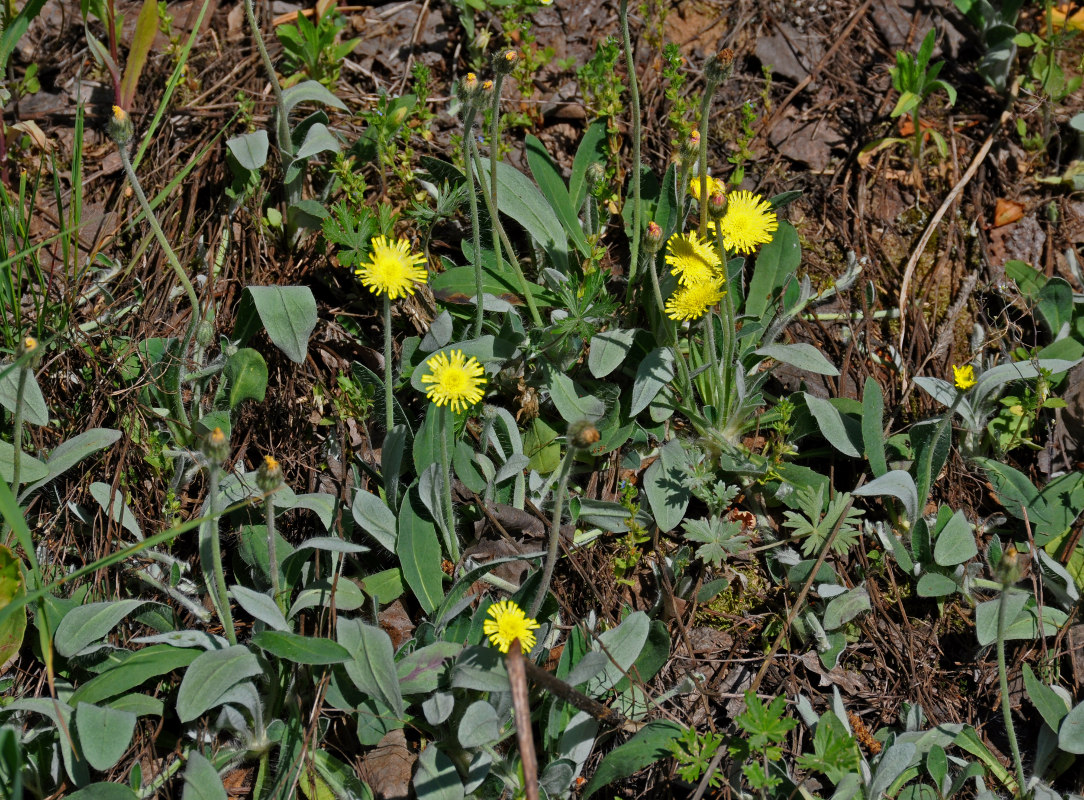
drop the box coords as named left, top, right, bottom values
left=568, top=420, right=601, bottom=450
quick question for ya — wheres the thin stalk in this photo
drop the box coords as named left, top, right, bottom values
left=470, top=137, right=542, bottom=326
left=253, top=751, right=270, bottom=800
left=715, top=228, right=739, bottom=421
left=462, top=106, right=485, bottom=338
left=530, top=446, right=575, bottom=619
left=383, top=294, right=394, bottom=434
left=619, top=0, right=642, bottom=296
left=997, top=582, right=1027, bottom=796
left=266, top=491, right=283, bottom=615
left=488, top=74, right=507, bottom=288
left=9, top=365, right=27, bottom=493
left=207, top=464, right=237, bottom=646
left=704, top=311, right=721, bottom=411
left=137, top=748, right=190, bottom=800
left=697, top=86, right=718, bottom=238
left=439, top=406, right=459, bottom=562
left=646, top=251, right=668, bottom=330
left=242, top=0, right=289, bottom=157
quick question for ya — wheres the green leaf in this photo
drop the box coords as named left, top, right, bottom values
left=250, top=631, right=350, bottom=664
left=397, top=487, right=445, bottom=613
left=1036, top=277, right=1074, bottom=337
left=569, top=120, right=607, bottom=211
left=862, top=376, right=888, bottom=476
left=69, top=645, right=199, bottom=706
left=351, top=489, right=397, bottom=553
left=0, top=441, right=46, bottom=485
left=746, top=220, right=801, bottom=319
left=1023, top=663, right=1070, bottom=732
left=642, top=439, right=690, bottom=532
left=117, top=0, right=159, bottom=109
left=89, top=482, right=141, bottom=539
left=916, top=571, right=958, bottom=597
left=822, top=586, right=871, bottom=630
left=547, top=366, right=606, bottom=423
left=683, top=517, right=748, bottom=567
left=289, top=578, right=367, bottom=616
left=0, top=545, right=26, bottom=669
left=181, top=751, right=227, bottom=800
left=975, top=590, right=1068, bottom=646
left=795, top=711, right=861, bottom=783
left=73, top=702, right=136, bottom=771
left=295, top=122, right=340, bottom=160
left=588, top=328, right=639, bottom=379
left=336, top=618, right=405, bottom=719
left=234, top=286, right=318, bottom=364
left=525, top=134, right=590, bottom=257
left=414, top=744, right=464, bottom=800
left=475, top=156, right=569, bottom=271
left=525, top=417, right=560, bottom=473
left=804, top=394, right=861, bottom=457
left=458, top=700, right=501, bottom=748
left=574, top=498, right=633, bottom=533
left=629, top=347, right=675, bottom=416
left=54, top=599, right=159, bottom=658
left=0, top=363, right=46, bottom=424
left=585, top=612, right=650, bottom=697
left=358, top=568, right=405, bottom=605
left=20, top=428, right=121, bottom=499
left=933, top=509, right=977, bottom=567
left=282, top=80, right=349, bottom=115
left=1058, top=699, right=1084, bottom=753
left=431, top=263, right=559, bottom=308
left=852, top=470, right=919, bottom=524
left=175, top=645, right=262, bottom=722
left=581, top=721, right=685, bottom=800
left=226, top=130, right=269, bottom=171
left=398, top=641, right=463, bottom=694
left=223, top=348, right=268, bottom=408
left=66, top=785, right=138, bottom=800
left=974, top=457, right=1040, bottom=521
left=0, top=0, right=47, bottom=74
left=757, top=343, right=839, bottom=376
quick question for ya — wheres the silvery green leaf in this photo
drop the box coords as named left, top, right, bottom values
left=755, top=343, right=839, bottom=376
left=458, top=701, right=501, bottom=748
left=230, top=585, right=289, bottom=632
left=629, top=347, right=675, bottom=416
left=853, top=471, right=919, bottom=524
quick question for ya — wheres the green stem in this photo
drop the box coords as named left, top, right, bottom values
left=463, top=106, right=484, bottom=338
left=266, top=491, right=283, bottom=616
left=439, top=405, right=459, bottom=563
left=207, top=464, right=237, bottom=646
left=647, top=251, right=668, bottom=331
left=530, top=445, right=574, bottom=619
left=470, top=138, right=542, bottom=326
left=243, top=0, right=290, bottom=162
left=137, top=748, right=190, bottom=799
left=697, top=83, right=718, bottom=238
left=619, top=0, right=642, bottom=296
left=489, top=74, right=506, bottom=288
left=9, top=365, right=27, bottom=494
left=253, top=750, right=270, bottom=800
left=704, top=311, right=721, bottom=411
left=998, top=582, right=1027, bottom=797
left=383, top=294, right=394, bottom=434
left=714, top=227, right=738, bottom=421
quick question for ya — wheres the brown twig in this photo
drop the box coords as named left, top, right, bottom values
left=507, top=641, right=540, bottom=800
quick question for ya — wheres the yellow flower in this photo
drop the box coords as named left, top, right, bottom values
left=421, top=349, right=487, bottom=413
left=112, top=105, right=126, bottom=122
left=355, top=236, right=428, bottom=300
left=712, top=190, right=778, bottom=254
left=483, top=599, right=540, bottom=654
left=664, top=231, right=721, bottom=286
left=952, top=364, right=977, bottom=391
left=689, top=173, right=725, bottom=202
left=665, top=276, right=727, bottom=321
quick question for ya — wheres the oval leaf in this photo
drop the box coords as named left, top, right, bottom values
left=250, top=630, right=350, bottom=664
left=176, top=645, right=262, bottom=723
left=73, top=702, right=136, bottom=771
left=54, top=600, right=157, bottom=658
left=629, top=348, right=675, bottom=416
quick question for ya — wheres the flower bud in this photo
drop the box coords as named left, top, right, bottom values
left=708, top=190, right=727, bottom=221
left=195, top=320, right=215, bottom=347
left=257, top=455, right=284, bottom=493
left=107, top=104, right=133, bottom=147
left=681, top=129, right=701, bottom=164
left=494, top=49, right=519, bottom=75
left=567, top=420, right=600, bottom=450
left=480, top=79, right=494, bottom=98
left=644, top=220, right=664, bottom=254
left=201, top=426, right=230, bottom=464
left=17, top=335, right=42, bottom=368
left=457, top=72, right=480, bottom=106
left=996, top=545, right=1022, bottom=586
left=705, top=48, right=735, bottom=87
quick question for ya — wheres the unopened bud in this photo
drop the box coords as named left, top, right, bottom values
left=996, top=545, right=1022, bottom=586
left=480, top=79, right=494, bottom=96
left=107, top=104, right=133, bottom=147
left=682, top=129, right=701, bottom=163
left=644, top=220, right=664, bottom=253
left=17, top=335, right=42, bottom=368
left=201, top=427, right=230, bottom=464
left=568, top=420, right=601, bottom=450
left=705, top=48, right=735, bottom=87
left=495, top=49, right=519, bottom=75
left=257, top=454, right=284, bottom=493
left=585, top=162, right=605, bottom=196
left=708, top=191, right=727, bottom=221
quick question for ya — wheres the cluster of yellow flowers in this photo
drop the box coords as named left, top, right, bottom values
left=662, top=184, right=779, bottom=322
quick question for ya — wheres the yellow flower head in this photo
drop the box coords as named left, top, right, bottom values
left=355, top=236, right=428, bottom=300
left=421, top=349, right=487, bottom=413
left=689, top=173, right=725, bottom=202
left=952, top=364, right=977, bottom=391
left=665, top=231, right=722, bottom=286
left=483, top=599, right=540, bottom=654
left=712, top=190, right=778, bottom=254
left=665, top=276, right=727, bottom=321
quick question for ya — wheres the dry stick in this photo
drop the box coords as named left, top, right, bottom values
left=757, top=0, right=873, bottom=135
left=507, top=641, right=541, bottom=800
left=691, top=487, right=864, bottom=800
left=520, top=657, right=639, bottom=733
left=896, top=84, right=1018, bottom=387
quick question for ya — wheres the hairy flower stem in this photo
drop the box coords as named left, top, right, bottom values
left=697, top=82, right=719, bottom=239
left=253, top=752, right=270, bottom=800
left=462, top=107, right=485, bottom=338
left=439, top=406, right=459, bottom=563
left=206, top=464, right=237, bottom=646
left=714, top=228, right=738, bottom=419
left=619, top=0, right=642, bottom=298
left=9, top=365, right=28, bottom=494
left=703, top=312, right=722, bottom=410
left=383, top=295, right=394, bottom=434
left=118, top=144, right=199, bottom=434
left=470, top=138, right=543, bottom=326
left=243, top=0, right=290, bottom=170
left=266, top=491, right=283, bottom=615
left=529, top=446, right=575, bottom=619
left=487, top=74, right=508, bottom=324
left=997, top=583, right=1027, bottom=796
